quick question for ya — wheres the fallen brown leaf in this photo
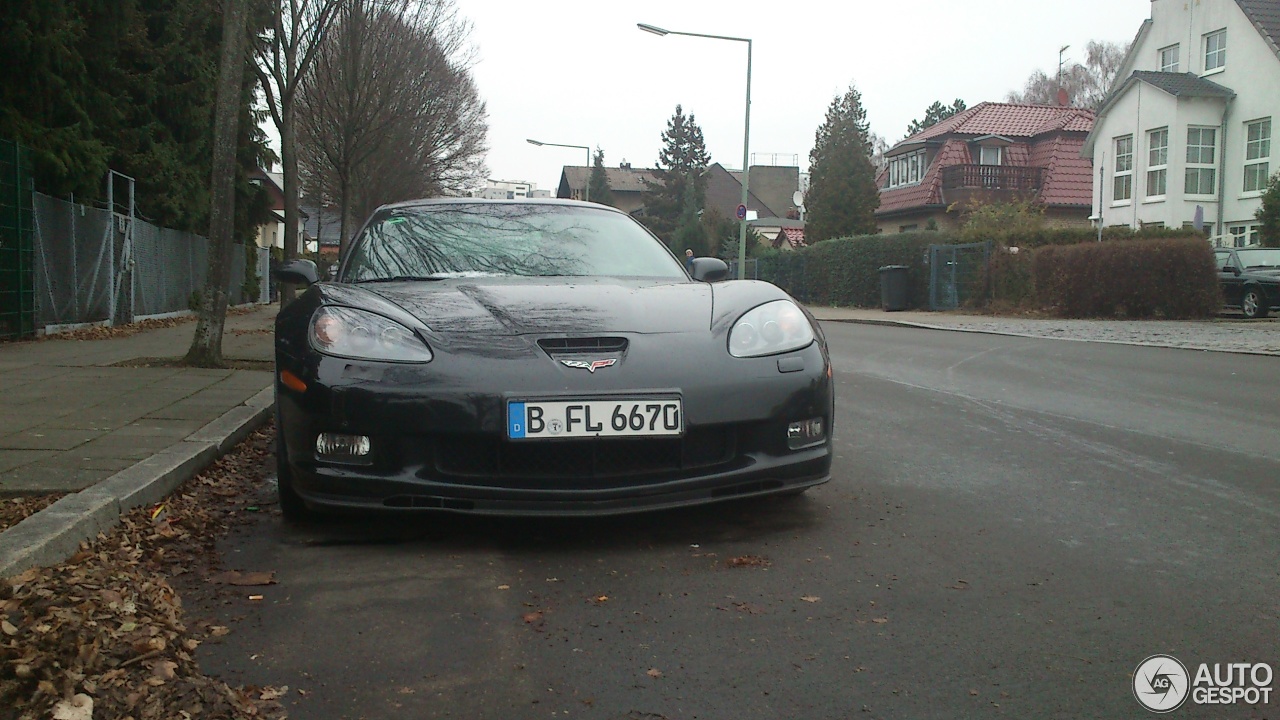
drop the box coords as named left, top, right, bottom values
left=50, top=693, right=93, bottom=720
left=800, top=595, right=821, bottom=603
left=646, top=668, right=663, bottom=678
left=871, top=617, right=889, bottom=624
left=260, top=686, right=289, bottom=701
left=522, top=611, right=543, bottom=624
left=725, top=555, right=771, bottom=568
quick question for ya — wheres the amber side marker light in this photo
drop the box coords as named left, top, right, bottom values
left=280, top=370, right=307, bottom=393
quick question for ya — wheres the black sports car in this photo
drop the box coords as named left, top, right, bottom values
left=272, top=199, right=834, bottom=518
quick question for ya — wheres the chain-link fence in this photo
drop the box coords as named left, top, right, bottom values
left=32, top=192, right=268, bottom=330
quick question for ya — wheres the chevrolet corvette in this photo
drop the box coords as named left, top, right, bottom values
left=272, top=198, right=833, bottom=519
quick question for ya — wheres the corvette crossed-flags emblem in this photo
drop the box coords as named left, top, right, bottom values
left=560, top=359, right=617, bottom=373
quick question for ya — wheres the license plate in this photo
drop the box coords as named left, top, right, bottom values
left=508, top=399, right=683, bottom=440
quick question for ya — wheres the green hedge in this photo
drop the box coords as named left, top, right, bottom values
left=1032, top=237, right=1219, bottom=318
left=759, top=227, right=1217, bottom=317
left=766, top=231, right=969, bottom=307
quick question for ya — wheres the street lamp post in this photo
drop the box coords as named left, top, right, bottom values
left=638, top=22, right=752, bottom=280
left=527, top=139, right=592, bottom=203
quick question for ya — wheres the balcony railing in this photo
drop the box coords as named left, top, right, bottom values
left=940, top=165, right=1045, bottom=192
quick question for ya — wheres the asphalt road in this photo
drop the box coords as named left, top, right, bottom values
left=193, top=323, right=1280, bottom=719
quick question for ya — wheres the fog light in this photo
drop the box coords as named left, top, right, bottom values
left=315, top=433, right=371, bottom=461
left=787, top=418, right=825, bottom=450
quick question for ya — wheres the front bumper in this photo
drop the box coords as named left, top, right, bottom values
left=276, top=343, right=834, bottom=517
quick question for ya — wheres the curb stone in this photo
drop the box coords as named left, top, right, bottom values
left=817, top=316, right=1280, bottom=358
left=0, top=397, right=273, bottom=578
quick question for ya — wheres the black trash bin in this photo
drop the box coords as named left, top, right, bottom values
left=878, top=265, right=910, bottom=311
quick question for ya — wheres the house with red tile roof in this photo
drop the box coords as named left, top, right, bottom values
left=1084, top=0, right=1278, bottom=246
left=874, top=103, right=1096, bottom=234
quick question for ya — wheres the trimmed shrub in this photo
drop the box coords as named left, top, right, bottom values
left=799, top=231, right=967, bottom=308
left=1032, top=237, right=1219, bottom=318
left=985, top=246, right=1035, bottom=309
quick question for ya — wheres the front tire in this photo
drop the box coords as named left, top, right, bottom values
left=1241, top=287, right=1269, bottom=319
left=275, top=424, right=312, bottom=522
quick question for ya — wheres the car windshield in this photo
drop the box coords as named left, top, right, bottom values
left=344, top=203, right=686, bottom=282
left=1235, top=249, right=1280, bottom=268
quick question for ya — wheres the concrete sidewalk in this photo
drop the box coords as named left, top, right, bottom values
left=808, top=305, right=1280, bottom=356
left=0, top=306, right=277, bottom=496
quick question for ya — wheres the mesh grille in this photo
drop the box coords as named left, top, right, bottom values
left=433, top=426, right=736, bottom=486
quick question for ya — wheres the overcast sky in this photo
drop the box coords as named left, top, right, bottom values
left=455, top=0, right=1151, bottom=192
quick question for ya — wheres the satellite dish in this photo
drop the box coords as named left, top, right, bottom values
left=792, top=190, right=804, bottom=207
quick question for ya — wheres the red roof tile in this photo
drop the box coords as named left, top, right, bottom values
left=895, top=102, right=1095, bottom=148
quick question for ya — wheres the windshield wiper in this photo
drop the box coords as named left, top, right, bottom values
left=354, top=275, right=446, bottom=284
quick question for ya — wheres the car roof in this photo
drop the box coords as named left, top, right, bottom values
left=376, top=197, right=631, bottom=216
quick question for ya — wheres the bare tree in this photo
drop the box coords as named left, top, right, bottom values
left=298, top=0, right=487, bottom=256
left=254, top=0, right=344, bottom=303
left=1006, top=40, right=1129, bottom=111
left=868, top=132, right=890, bottom=173
left=186, top=0, right=251, bottom=367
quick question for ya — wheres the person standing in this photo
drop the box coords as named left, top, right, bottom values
left=684, top=248, right=695, bottom=272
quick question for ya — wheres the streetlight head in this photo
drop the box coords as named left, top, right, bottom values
left=526, top=139, right=544, bottom=146
left=637, top=23, right=669, bottom=36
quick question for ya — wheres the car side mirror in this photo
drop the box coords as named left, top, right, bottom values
left=690, top=257, right=729, bottom=282
left=1230, top=266, right=1242, bottom=276
left=274, top=258, right=319, bottom=286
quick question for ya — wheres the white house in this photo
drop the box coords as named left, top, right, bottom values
left=1084, top=0, right=1278, bottom=246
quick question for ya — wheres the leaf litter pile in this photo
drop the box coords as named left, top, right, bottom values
left=0, top=495, right=66, bottom=533
left=0, top=427, right=286, bottom=720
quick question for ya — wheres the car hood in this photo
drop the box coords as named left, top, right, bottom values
left=352, top=278, right=714, bottom=336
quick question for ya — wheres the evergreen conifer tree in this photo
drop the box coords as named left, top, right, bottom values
left=673, top=174, right=709, bottom=257
left=642, top=105, right=710, bottom=243
left=806, top=84, right=881, bottom=243
left=588, top=147, right=614, bottom=207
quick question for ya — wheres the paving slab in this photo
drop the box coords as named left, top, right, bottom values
left=0, top=304, right=278, bottom=496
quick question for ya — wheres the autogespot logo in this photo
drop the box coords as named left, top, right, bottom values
left=1134, top=655, right=1190, bottom=713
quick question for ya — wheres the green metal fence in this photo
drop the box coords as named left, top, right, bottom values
left=0, top=139, right=34, bottom=339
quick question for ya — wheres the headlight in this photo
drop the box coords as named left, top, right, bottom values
left=728, top=300, right=815, bottom=358
left=309, top=306, right=433, bottom=363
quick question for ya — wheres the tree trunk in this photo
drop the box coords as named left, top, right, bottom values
left=280, top=103, right=299, bottom=304
left=338, top=172, right=352, bottom=259
left=184, top=0, right=249, bottom=368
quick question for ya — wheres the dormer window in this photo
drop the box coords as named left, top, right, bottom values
left=1159, top=44, right=1180, bottom=73
left=886, top=149, right=928, bottom=189
left=978, top=146, right=1002, bottom=166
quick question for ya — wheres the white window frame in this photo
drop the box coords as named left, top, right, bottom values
left=1184, top=126, right=1217, bottom=197
left=886, top=149, right=928, bottom=189
left=1159, top=44, right=1180, bottom=73
left=1146, top=128, right=1169, bottom=200
left=1244, top=118, right=1271, bottom=195
left=1113, top=135, right=1134, bottom=204
left=1228, top=223, right=1260, bottom=247
left=1204, top=29, right=1226, bottom=73
left=978, top=146, right=1002, bottom=166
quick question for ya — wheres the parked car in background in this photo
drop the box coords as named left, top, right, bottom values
left=272, top=199, right=834, bottom=520
left=1215, top=247, right=1280, bottom=319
